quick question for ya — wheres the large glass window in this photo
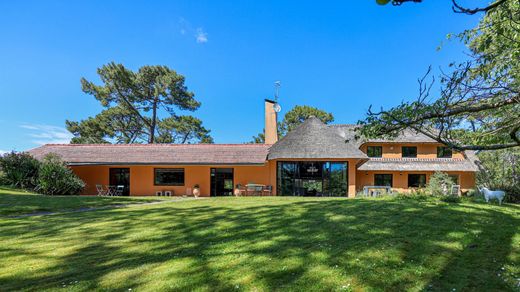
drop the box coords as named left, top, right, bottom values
left=277, top=161, right=348, bottom=196
left=367, top=146, right=383, bottom=157
left=374, top=174, right=393, bottom=187
left=154, top=168, right=184, bottom=186
left=278, top=162, right=297, bottom=196
left=402, top=146, right=418, bottom=158
left=437, top=147, right=453, bottom=158
left=326, top=162, right=348, bottom=196
left=408, top=174, right=426, bottom=188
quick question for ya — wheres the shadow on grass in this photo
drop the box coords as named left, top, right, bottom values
left=0, top=198, right=518, bottom=291
left=0, top=191, right=168, bottom=216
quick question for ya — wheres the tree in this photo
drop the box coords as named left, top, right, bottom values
left=280, top=105, right=334, bottom=136
left=477, top=148, right=520, bottom=202
left=157, top=115, right=213, bottom=144
left=251, top=105, right=334, bottom=143
left=361, top=0, right=519, bottom=151
left=376, top=0, right=508, bottom=15
left=66, top=105, right=145, bottom=144
left=67, top=62, right=213, bottom=144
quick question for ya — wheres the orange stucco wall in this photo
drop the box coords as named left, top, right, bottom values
left=356, top=170, right=475, bottom=194
left=359, top=143, right=465, bottom=159
left=71, top=159, right=362, bottom=197
left=72, top=164, right=272, bottom=197
left=71, top=159, right=476, bottom=197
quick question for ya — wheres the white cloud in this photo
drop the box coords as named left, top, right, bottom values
left=20, top=124, right=73, bottom=145
left=195, top=28, right=208, bottom=43
left=0, top=150, right=8, bottom=156
left=178, top=18, right=208, bottom=44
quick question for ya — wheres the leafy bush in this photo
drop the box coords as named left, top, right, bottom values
left=502, top=186, right=520, bottom=203
left=426, top=172, right=455, bottom=197
left=441, top=195, right=461, bottom=203
left=37, top=154, right=85, bottom=196
left=0, top=152, right=40, bottom=189
left=395, top=189, right=430, bottom=201
left=477, top=148, right=520, bottom=203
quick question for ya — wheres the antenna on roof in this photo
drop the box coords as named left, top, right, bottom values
left=274, top=81, right=281, bottom=102
left=273, top=81, right=282, bottom=113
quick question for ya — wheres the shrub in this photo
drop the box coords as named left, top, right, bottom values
left=395, top=189, right=430, bottom=201
left=426, top=172, right=455, bottom=197
left=502, top=186, right=520, bottom=203
left=0, top=152, right=40, bottom=189
left=441, top=195, right=461, bottom=203
left=37, top=154, right=85, bottom=196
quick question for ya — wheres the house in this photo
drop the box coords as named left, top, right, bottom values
left=28, top=100, right=479, bottom=197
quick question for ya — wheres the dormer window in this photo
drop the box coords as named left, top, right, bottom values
left=367, top=146, right=382, bottom=158
left=402, top=146, right=417, bottom=158
left=437, top=146, right=453, bottom=158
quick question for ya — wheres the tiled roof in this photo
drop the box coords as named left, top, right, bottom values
left=28, top=144, right=271, bottom=165
left=357, top=157, right=479, bottom=172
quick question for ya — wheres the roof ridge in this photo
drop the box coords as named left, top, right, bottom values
left=42, top=143, right=273, bottom=147
left=329, top=123, right=358, bottom=127
left=369, top=157, right=466, bottom=162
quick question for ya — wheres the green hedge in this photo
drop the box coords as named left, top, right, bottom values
left=0, top=152, right=85, bottom=196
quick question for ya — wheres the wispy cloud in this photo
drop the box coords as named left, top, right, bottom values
left=195, top=28, right=208, bottom=43
left=179, top=18, right=208, bottom=44
left=20, top=124, right=73, bottom=145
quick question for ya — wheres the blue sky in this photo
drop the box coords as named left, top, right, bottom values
left=0, top=0, right=485, bottom=153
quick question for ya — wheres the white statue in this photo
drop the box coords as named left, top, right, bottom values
left=478, top=187, right=505, bottom=205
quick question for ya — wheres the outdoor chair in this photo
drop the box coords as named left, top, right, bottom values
left=106, top=186, right=116, bottom=196
left=451, top=185, right=460, bottom=196
left=262, top=185, right=273, bottom=196
left=114, top=185, right=124, bottom=196
left=96, top=184, right=107, bottom=196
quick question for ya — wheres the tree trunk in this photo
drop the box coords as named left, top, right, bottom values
left=149, top=96, right=158, bottom=143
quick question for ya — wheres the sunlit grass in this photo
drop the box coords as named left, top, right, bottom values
left=0, top=187, right=171, bottom=216
left=0, top=195, right=518, bottom=291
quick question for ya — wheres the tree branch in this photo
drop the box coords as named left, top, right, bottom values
left=452, top=0, right=509, bottom=15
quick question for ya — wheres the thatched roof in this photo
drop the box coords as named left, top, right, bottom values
left=357, top=157, right=479, bottom=172
left=267, top=117, right=367, bottom=160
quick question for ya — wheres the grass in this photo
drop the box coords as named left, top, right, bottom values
left=0, top=190, right=518, bottom=291
left=0, top=187, right=171, bottom=216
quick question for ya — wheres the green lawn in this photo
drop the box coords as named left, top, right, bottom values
left=0, top=193, right=518, bottom=291
left=0, top=187, right=170, bottom=216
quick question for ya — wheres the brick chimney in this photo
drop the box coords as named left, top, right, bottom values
left=264, top=99, right=278, bottom=144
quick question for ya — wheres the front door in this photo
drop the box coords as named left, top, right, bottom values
left=109, top=168, right=130, bottom=196
left=210, top=168, right=234, bottom=196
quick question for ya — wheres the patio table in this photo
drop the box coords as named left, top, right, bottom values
left=363, top=186, right=392, bottom=197
left=245, top=184, right=265, bottom=196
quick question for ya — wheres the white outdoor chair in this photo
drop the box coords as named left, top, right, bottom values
left=115, top=185, right=124, bottom=196
left=451, top=185, right=460, bottom=196
left=96, top=185, right=107, bottom=196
